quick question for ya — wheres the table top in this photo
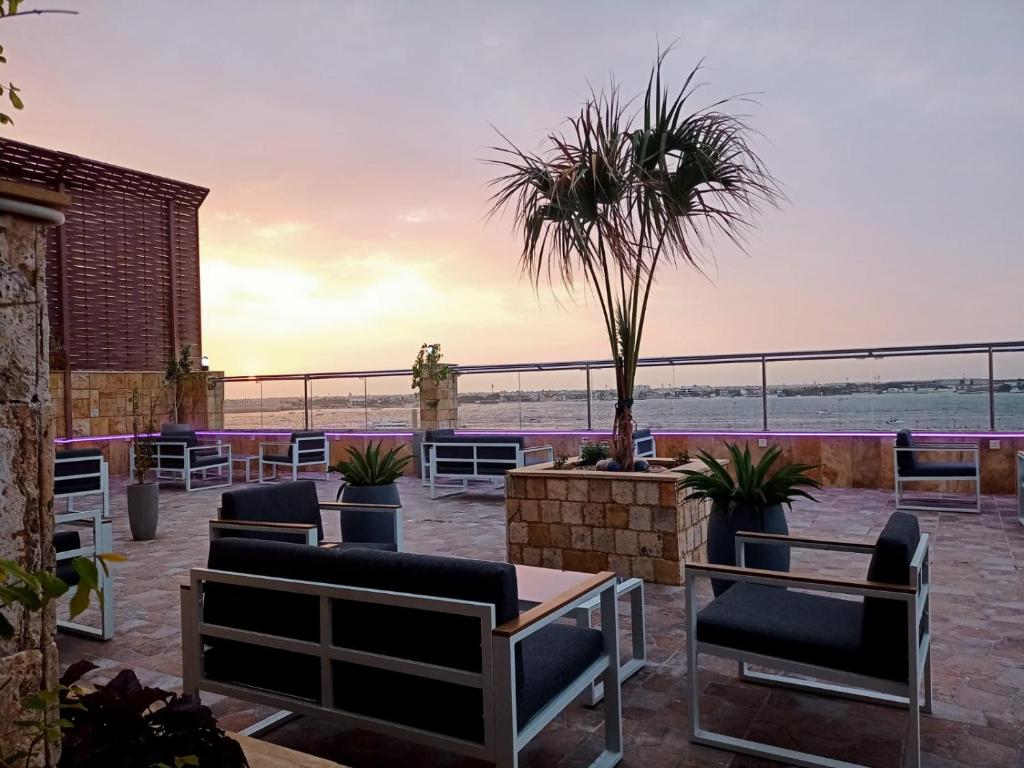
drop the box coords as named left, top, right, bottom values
left=231, top=453, right=259, bottom=461
left=514, top=563, right=596, bottom=605
left=230, top=733, right=347, bottom=767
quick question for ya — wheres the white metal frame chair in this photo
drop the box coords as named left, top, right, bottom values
left=258, top=432, right=330, bottom=483
left=152, top=439, right=232, bottom=492
left=894, top=437, right=980, bottom=513
left=428, top=442, right=554, bottom=499
left=181, top=568, right=622, bottom=768
left=686, top=528, right=932, bottom=768
left=54, top=505, right=115, bottom=640
left=54, top=450, right=110, bottom=519
left=633, top=432, right=656, bottom=459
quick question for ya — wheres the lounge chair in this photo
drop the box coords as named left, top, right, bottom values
left=259, top=430, right=329, bottom=483
left=210, top=480, right=401, bottom=551
left=894, top=429, right=980, bottom=513
left=181, top=540, right=623, bottom=767
left=685, top=511, right=931, bottom=768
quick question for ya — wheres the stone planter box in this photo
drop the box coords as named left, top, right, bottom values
left=505, top=458, right=713, bottom=585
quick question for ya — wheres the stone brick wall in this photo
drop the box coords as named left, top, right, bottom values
left=49, top=369, right=224, bottom=438
left=0, top=185, right=68, bottom=765
left=505, top=465, right=711, bottom=585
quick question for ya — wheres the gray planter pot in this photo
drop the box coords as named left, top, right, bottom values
left=338, top=483, right=400, bottom=543
left=126, top=482, right=159, bottom=541
left=706, top=500, right=789, bottom=596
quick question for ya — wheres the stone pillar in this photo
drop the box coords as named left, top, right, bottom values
left=418, top=373, right=458, bottom=431
left=0, top=181, right=69, bottom=766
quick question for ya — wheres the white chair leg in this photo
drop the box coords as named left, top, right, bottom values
left=599, top=584, right=623, bottom=764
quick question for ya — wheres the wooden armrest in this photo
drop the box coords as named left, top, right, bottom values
left=735, top=531, right=876, bottom=553
left=493, top=571, right=615, bottom=638
left=319, top=501, right=401, bottom=511
left=180, top=583, right=191, bottom=593
left=686, top=562, right=916, bottom=595
left=210, top=519, right=317, bottom=530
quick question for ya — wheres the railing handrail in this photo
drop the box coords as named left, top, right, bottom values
left=212, top=339, right=1024, bottom=383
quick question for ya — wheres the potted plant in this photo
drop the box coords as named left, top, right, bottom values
left=677, top=443, right=820, bottom=595
left=488, top=49, right=779, bottom=470
left=332, top=441, right=412, bottom=542
left=127, top=388, right=160, bottom=541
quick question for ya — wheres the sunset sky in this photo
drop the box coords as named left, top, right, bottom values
left=7, top=1, right=1024, bottom=394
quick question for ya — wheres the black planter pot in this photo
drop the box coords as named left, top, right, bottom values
left=339, top=483, right=401, bottom=542
left=706, top=501, right=790, bottom=596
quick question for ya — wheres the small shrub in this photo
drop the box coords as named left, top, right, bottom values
left=579, top=442, right=610, bottom=466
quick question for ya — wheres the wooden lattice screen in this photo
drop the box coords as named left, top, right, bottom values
left=0, top=138, right=209, bottom=371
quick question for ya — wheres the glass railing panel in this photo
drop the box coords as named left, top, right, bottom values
left=223, top=380, right=266, bottom=429
left=766, top=353, right=991, bottom=431
left=994, top=351, right=1024, bottom=430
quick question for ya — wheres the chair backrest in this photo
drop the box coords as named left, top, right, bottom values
left=895, top=429, right=915, bottom=472
left=633, top=428, right=655, bottom=457
left=424, top=428, right=455, bottom=442
left=862, top=511, right=921, bottom=680
left=54, top=449, right=104, bottom=496
left=431, top=436, right=525, bottom=476
left=203, top=539, right=520, bottom=743
left=220, top=480, right=324, bottom=542
left=289, top=430, right=326, bottom=463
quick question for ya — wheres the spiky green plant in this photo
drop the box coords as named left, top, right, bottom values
left=332, top=441, right=412, bottom=494
left=488, top=48, right=781, bottom=470
left=676, top=443, right=820, bottom=514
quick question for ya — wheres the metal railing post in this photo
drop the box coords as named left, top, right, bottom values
left=586, top=365, right=592, bottom=431
left=363, top=377, right=369, bottom=429
left=761, top=356, right=768, bottom=431
left=304, top=376, right=310, bottom=429
left=988, top=348, right=996, bottom=431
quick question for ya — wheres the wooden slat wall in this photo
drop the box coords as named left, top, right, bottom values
left=1, top=138, right=208, bottom=371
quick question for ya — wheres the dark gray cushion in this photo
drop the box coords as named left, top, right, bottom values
left=863, top=512, right=920, bottom=680
left=424, top=429, right=455, bottom=441
left=54, top=531, right=82, bottom=586
left=192, top=454, right=229, bottom=469
left=517, top=623, right=603, bottom=725
left=54, top=449, right=103, bottom=495
left=895, top=429, right=915, bottom=472
left=260, top=453, right=292, bottom=464
left=220, top=480, right=324, bottom=541
left=697, top=583, right=871, bottom=677
left=289, top=431, right=326, bottom=463
left=899, top=462, right=975, bottom=478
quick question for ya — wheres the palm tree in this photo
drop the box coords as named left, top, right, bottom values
left=487, top=50, right=781, bottom=470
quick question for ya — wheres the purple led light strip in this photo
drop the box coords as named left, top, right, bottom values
left=55, top=428, right=1024, bottom=444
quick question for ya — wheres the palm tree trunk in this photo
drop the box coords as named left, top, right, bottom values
left=612, top=355, right=635, bottom=470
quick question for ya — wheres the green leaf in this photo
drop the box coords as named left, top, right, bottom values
left=8, top=86, right=22, bottom=110
left=37, top=571, right=69, bottom=599
left=68, top=581, right=92, bottom=619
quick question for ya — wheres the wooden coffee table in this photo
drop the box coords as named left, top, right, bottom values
left=230, top=733, right=347, bottom=767
left=513, top=564, right=646, bottom=705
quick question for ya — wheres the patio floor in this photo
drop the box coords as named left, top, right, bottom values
left=57, top=476, right=1024, bottom=768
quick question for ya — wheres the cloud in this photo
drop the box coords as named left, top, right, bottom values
left=398, top=208, right=450, bottom=224
left=253, top=221, right=311, bottom=239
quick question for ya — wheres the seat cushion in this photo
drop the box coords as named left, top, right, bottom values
left=261, top=453, right=292, bottom=464
left=697, top=583, right=883, bottom=678
left=220, top=480, right=324, bottom=541
left=517, top=623, right=604, bottom=726
left=54, top=530, right=82, bottom=586
left=899, top=462, right=975, bottom=478
left=192, top=454, right=229, bottom=469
